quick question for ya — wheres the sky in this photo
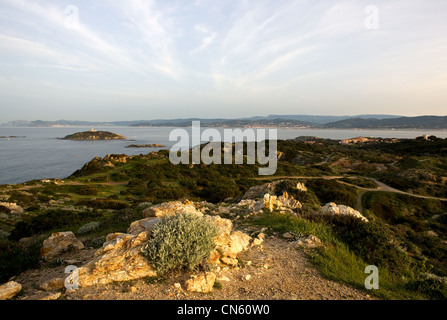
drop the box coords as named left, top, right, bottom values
left=0, top=0, right=446, bottom=122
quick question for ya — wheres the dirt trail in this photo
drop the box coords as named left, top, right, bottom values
left=337, top=177, right=447, bottom=213
left=253, top=175, right=447, bottom=214
left=6, top=181, right=128, bottom=192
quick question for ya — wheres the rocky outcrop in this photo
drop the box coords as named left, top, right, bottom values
left=296, top=182, right=307, bottom=192
left=241, top=181, right=279, bottom=200
left=0, top=281, right=22, bottom=300
left=71, top=154, right=132, bottom=176
left=184, top=272, right=216, bottom=293
left=40, top=232, right=84, bottom=260
left=263, top=193, right=302, bottom=212
left=204, top=215, right=252, bottom=267
left=0, top=202, right=23, bottom=215
left=75, top=204, right=253, bottom=288
left=319, top=203, right=368, bottom=222
left=242, top=180, right=307, bottom=200
left=78, top=231, right=157, bottom=287
left=142, top=201, right=203, bottom=218
left=235, top=181, right=305, bottom=217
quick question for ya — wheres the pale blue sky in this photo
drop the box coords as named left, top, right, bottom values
left=0, top=0, right=446, bottom=121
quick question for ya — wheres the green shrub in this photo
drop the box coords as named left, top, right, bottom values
left=0, top=240, right=42, bottom=284
left=9, top=209, right=102, bottom=240
left=304, top=214, right=416, bottom=275
left=407, top=276, right=447, bottom=300
left=305, top=179, right=358, bottom=208
left=77, top=185, right=99, bottom=196
left=127, top=179, right=148, bottom=195
left=77, top=199, right=129, bottom=210
left=141, top=213, right=218, bottom=275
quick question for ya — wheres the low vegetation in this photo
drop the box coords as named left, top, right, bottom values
left=141, top=213, right=218, bottom=275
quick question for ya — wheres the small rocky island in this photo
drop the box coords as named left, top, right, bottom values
left=60, top=129, right=126, bottom=141
left=126, top=144, right=165, bottom=148
left=0, top=136, right=26, bottom=139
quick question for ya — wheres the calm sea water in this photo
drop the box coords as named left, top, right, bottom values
left=1, top=126, right=446, bottom=185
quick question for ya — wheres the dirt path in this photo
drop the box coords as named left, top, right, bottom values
left=6, top=180, right=128, bottom=192
left=253, top=175, right=447, bottom=213
left=252, top=176, right=345, bottom=181
left=337, top=177, right=447, bottom=213
left=15, top=237, right=373, bottom=301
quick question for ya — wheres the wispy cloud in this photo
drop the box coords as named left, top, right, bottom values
left=0, top=0, right=446, bottom=120
left=190, top=24, right=217, bottom=54
left=118, top=0, right=182, bottom=78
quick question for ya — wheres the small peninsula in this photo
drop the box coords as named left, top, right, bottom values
left=60, top=129, right=126, bottom=141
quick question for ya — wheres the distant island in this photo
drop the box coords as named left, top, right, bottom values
left=60, top=130, right=126, bottom=141
left=0, top=136, right=26, bottom=139
left=126, top=144, right=165, bottom=148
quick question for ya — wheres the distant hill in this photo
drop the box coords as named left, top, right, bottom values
left=131, top=118, right=312, bottom=128
left=2, top=115, right=447, bottom=129
left=261, top=114, right=402, bottom=124
left=323, top=116, right=447, bottom=129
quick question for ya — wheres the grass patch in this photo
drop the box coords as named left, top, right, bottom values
left=213, top=281, right=223, bottom=290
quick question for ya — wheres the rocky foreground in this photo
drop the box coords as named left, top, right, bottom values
left=0, top=181, right=372, bottom=300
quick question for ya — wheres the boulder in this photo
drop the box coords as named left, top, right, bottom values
left=40, top=232, right=84, bottom=260
left=291, top=235, right=322, bottom=249
left=0, top=281, right=22, bottom=300
left=39, top=278, right=65, bottom=292
left=319, top=203, right=368, bottom=222
left=127, top=217, right=160, bottom=235
left=184, top=272, right=216, bottom=293
left=282, top=232, right=295, bottom=240
left=251, top=232, right=265, bottom=247
left=40, top=292, right=62, bottom=300
left=78, top=231, right=156, bottom=287
left=296, top=182, right=307, bottom=192
left=204, top=215, right=252, bottom=266
left=142, top=201, right=202, bottom=218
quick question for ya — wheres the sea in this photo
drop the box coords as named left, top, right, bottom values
left=1, top=126, right=447, bottom=185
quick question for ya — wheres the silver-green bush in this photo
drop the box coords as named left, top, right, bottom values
left=141, top=213, right=218, bottom=275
